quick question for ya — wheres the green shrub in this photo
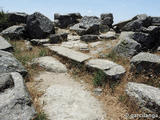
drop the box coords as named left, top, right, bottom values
left=38, top=48, right=48, bottom=57
left=93, top=70, right=106, bottom=87
left=118, top=95, right=127, bottom=103
left=34, top=112, right=48, bottom=120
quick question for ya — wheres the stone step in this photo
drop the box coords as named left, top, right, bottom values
left=85, top=59, right=126, bottom=80
left=48, top=46, right=91, bottom=63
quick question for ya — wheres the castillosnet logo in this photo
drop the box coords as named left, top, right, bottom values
left=125, top=113, right=159, bottom=119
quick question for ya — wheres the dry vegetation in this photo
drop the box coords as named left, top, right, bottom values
left=9, top=39, right=159, bottom=120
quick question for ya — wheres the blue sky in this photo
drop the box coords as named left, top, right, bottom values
left=0, top=0, right=160, bottom=23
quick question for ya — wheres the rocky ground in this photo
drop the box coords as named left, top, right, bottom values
left=0, top=11, right=160, bottom=120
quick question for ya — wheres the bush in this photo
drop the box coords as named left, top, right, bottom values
left=93, top=70, right=106, bottom=87
left=0, top=10, right=11, bottom=32
left=34, top=112, right=48, bottom=120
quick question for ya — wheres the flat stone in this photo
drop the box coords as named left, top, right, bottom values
left=0, top=72, right=36, bottom=120
left=86, top=59, right=126, bottom=79
left=126, top=82, right=160, bottom=114
left=68, top=35, right=80, bottom=41
left=0, top=36, right=13, bottom=52
left=100, top=31, right=116, bottom=40
left=130, top=52, right=160, bottom=73
left=48, top=46, right=91, bottom=63
left=32, top=56, right=67, bottom=73
left=89, top=41, right=103, bottom=48
left=30, top=39, right=50, bottom=45
left=61, top=40, right=89, bottom=51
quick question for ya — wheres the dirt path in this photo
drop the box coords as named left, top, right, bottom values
left=33, top=71, right=106, bottom=120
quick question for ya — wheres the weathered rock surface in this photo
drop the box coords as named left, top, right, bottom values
left=1, top=25, right=26, bottom=39
left=100, top=13, right=113, bottom=27
left=38, top=72, right=106, bottom=120
left=0, top=50, right=27, bottom=76
left=126, top=82, right=160, bottom=114
left=113, top=32, right=141, bottom=57
left=0, top=36, right=13, bottom=52
left=151, top=17, right=160, bottom=26
left=30, top=39, right=50, bottom=45
left=61, top=40, right=88, bottom=50
left=80, top=35, right=99, bottom=42
left=100, top=31, right=116, bottom=40
left=48, top=46, right=91, bottom=63
left=86, top=59, right=126, bottom=80
left=70, top=16, right=100, bottom=35
left=0, top=72, right=36, bottom=120
left=54, top=13, right=82, bottom=28
left=130, top=52, right=160, bottom=74
left=122, top=14, right=152, bottom=32
left=7, top=12, right=28, bottom=24
left=32, top=56, right=67, bottom=73
left=113, top=19, right=133, bottom=33
left=26, top=12, right=55, bottom=39
left=50, top=33, right=68, bottom=44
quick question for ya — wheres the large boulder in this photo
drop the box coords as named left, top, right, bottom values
left=142, top=26, right=160, bottom=49
left=113, top=32, right=142, bottom=57
left=126, top=82, right=160, bottom=114
left=26, top=12, right=55, bottom=39
left=70, top=16, right=100, bottom=35
left=54, top=13, right=82, bottom=28
left=1, top=25, right=26, bottom=39
left=100, top=13, right=113, bottom=27
left=130, top=32, right=152, bottom=50
left=0, top=72, right=36, bottom=120
left=0, top=50, right=27, bottom=76
left=7, top=12, right=28, bottom=24
left=0, top=36, right=13, bottom=52
left=130, top=52, right=160, bottom=74
left=122, top=14, right=152, bottom=32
